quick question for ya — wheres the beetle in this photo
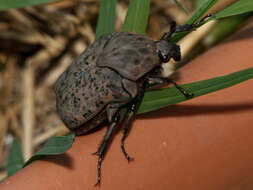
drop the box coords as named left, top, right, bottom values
left=54, top=15, right=212, bottom=185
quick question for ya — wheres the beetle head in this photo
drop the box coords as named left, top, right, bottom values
left=156, top=21, right=181, bottom=63
left=156, top=40, right=181, bottom=63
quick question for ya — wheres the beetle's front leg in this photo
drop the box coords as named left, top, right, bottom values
left=146, top=76, right=193, bottom=98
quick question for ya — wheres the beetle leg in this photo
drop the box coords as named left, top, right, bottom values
left=121, top=104, right=137, bottom=161
left=93, top=111, right=122, bottom=186
left=146, top=77, right=193, bottom=98
left=106, top=100, right=132, bottom=123
left=121, top=87, right=145, bottom=161
left=106, top=106, right=119, bottom=123
left=167, top=78, right=193, bottom=98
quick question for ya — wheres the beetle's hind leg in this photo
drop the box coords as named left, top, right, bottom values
left=121, top=87, right=145, bottom=161
left=93, top=111, right=124, bottom=186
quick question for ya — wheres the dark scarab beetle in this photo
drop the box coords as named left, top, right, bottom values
left=54, top=15, right=212, bottom=185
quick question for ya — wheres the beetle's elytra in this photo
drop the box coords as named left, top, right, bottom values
left=54, top=15, right=212, bottom=185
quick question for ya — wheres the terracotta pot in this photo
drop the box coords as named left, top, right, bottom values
left=1, top=22, right=253, bottom=190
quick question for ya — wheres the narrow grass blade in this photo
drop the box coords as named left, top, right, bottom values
left=215, top=0, right=253, bottom=19
left=24, top=133, right=75, bottom=166
left=173, top=0, right=189, bottom=15
left=0, top=0, right=59, bottom=11
left=172, top=0, right=218, bottom=42
left=122, top=0, right=150, bottom=34
left=202, top=13, right=252, bottom=48
left=186, top=0, right=218, bottom=24
left=95, top=0, right=117, bottom=40
left=138, top=67, right=253, bottom=114
left=194, top=0, right=204, bottom=9
left=6, top=139, right=24, bottom=176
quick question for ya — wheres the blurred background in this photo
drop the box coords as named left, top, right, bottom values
left=0, top=0, right=252, bottom=180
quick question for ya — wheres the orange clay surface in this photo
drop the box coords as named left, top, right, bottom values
left=1, top=22, right=253, bottom=190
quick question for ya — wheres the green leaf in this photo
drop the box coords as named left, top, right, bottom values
left=95, top=0, right=117, bottom=40
left=24, top=133, right=75, bottom=166
left=173, top=0, right=189, bottom=15
left=6, top=139, right=24, bottom=177
left=122, top=0, right=150, bottom=34
left=172, top=0, right=218, bottom=43
left=186, top=0, right=218, bottom=24
left=138, top=67, right=253, bottom=114
left=202, top=13, right=252, bottom=48
left=194, top=0, right=204, bottom=9
left=0, top=0, right=59, bottom=11
left=215, top=0, right=253, bottom=19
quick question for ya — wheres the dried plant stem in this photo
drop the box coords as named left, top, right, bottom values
left=41, top=54, right=74, bottom=87
left=115, top=3, right=127, bottom=31
left=22, top=63, right=35, bottom=161
left=3, top=56, right=16, bottom=102
left=5, top=103, right=22, bottom=140
left=78, top=23, right=95, bottom=43
left=33, top=126, right=68, bottom=147
left=27, top=36, right=67, bottom=70
left=0, top=171, right=7, bottom=181
left=9, top=113, right=22, bottom=140
left=0, top=113, right=8, bottom=162
left=178, top=20, right=217, bottom=59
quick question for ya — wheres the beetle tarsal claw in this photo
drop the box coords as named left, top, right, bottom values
left=127, top=155, right=134, bottom=162
left=94, top=177, right=101, bottom=187
left=121, top=141, right=134, bottom=162
left=185, top=92, right=194, bottom=99
left=92, top=151, right=99, bottom=156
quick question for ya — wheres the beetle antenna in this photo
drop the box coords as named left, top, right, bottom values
left=174, top=14, right=214, bottom=33
left=160, top=14, right=214, bottom=41
left=160, top=21, right=176, bottom=41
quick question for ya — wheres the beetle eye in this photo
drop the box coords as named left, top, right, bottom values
left=158, top=51, right=170, bottom=62
left=163, top=55, right=169, bottom=62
